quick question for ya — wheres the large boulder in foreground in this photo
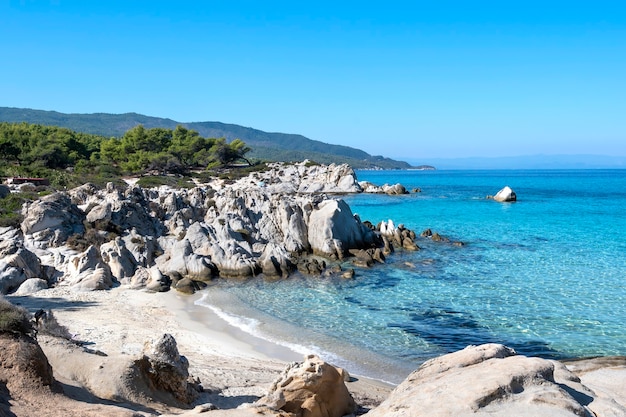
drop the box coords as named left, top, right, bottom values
left=130, top=333, right=201, bottom=406
left=256, top=354, right=356, bottom=417
left=492, top=186, right=517, bottom=202
left=365, top=343, right=626, bottom=417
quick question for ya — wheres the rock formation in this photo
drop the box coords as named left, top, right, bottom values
left=365, top=343, right=626, bottom=417
left=0, top=162, right=416, bottom=294
left=130, top=333, right=202, bottom=406
left=491, top=186, right=517, bottom=202
left=255, top=354, right=356, bottom=417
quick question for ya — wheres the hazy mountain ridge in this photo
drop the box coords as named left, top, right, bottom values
left=0, top=107, right=410, bottom=169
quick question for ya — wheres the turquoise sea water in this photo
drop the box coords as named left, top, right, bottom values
left=197, top=169, right=626, bottom=383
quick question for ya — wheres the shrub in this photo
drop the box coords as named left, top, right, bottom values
left=136, top=175, right=194, bottom=189
left=0, top=297, right=33, bottom=335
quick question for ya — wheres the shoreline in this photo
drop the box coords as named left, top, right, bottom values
left=9, top=285, right=394, bottom=411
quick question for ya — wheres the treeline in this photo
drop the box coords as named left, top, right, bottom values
left=0, top=122, right=252, bottom=186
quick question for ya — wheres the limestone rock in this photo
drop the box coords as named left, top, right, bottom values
left=492, top=186, right=517, bottom=202
left=382, top=183, right=408, bottom=195
left=365, top=343, right=626, bottom=417
left=0, top=238, right=43, bottom=294
left=13, top=278, right=48, bottom=295
left=239, top=161, right=363, bottom=194
left=65, top=246, right=114, bottom=290
left=131, top=333, right=201, bottom=405
left=308, top=199, right=377, bottom=259
left=21, top=192, right=85, bottom=248
left=256, top=354, right=356, bottom=417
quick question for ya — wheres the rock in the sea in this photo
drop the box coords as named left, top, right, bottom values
left=492, top=186, right=517, bottom=202
left=308, top=199, right=377, bottom=259
left=256, top=354, right=356, bottom=417
left=358, top=181, right=409, bottom=195
left=365, top=343, right=626, bottom=417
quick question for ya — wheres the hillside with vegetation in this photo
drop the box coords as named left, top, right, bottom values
left=0, top=122, right=257, bottom=188
left=0, top=107, right=411, bottom=169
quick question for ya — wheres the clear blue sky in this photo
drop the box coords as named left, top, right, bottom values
left=1, top=1, right=625, bottom=159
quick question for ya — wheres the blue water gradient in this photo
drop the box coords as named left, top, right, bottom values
left=197, top=169, right=626, bottom=382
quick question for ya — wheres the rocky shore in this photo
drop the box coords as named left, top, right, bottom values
left=1, top=161, right=625, bottom=416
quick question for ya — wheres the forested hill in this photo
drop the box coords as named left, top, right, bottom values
left=0, top=107, right=410, bottom=169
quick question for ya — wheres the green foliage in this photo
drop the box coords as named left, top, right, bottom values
left=0, top=297, right=33, bottom=335
left=136, top=175, right=195, bottom=189
left=0, top=122, right=253, bottom=187
left=0, top=192, right=38, bottom=228
left=0, top=108, right=412, bottom=169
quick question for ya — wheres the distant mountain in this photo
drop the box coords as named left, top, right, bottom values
left=0, top=107, right=411, bottom=169
left=404, top=155, right=626, bottom=170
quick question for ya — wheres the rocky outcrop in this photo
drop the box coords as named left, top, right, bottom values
left=64, top=246, right=114, bottom=291
left=236, top=161, right=363, bottom=194
left=21, top=192, right=85, bottom=249
left=359, top=181, right=409, bottom=195
left=0, top=236, right=43, bottom=294
left=365, top=343, right=626, bottom=417
left=0, top=332, right=57, bottom=399
left=379, top=220, right=419, bottom=251
left=130, top=333, right=201, bottom=406
left=256, top=354, right=356, bottom=417
left=490, top=186, right=517, bottom=202
left=5, top=163, right=417, bottom=292
left=308, top=199, right=378, bottom=259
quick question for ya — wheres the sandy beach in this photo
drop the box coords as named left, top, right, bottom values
left=7, top=285, right=393, bottom=415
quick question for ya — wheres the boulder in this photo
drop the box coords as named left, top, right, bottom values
left=256, top=354, right=356, bottom=417
left=308, top=199, right=377, bottom=259
left=131, top=333, right=201, bottom=406
left=13, top=278, right=48, bottom=295
left=492, top=186, right=517, bottom=202
left=365, top=343, right=626, bottom=417
left=382, top=183, right=408, bottom=195
left=64, top=246, right=114, bottom=290
left=21, top=192, right=85, bottom=248
left=0, top=239, right=43, bottom=294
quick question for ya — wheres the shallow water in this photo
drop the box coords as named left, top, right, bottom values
left=197, top=169, right=626, bottom=383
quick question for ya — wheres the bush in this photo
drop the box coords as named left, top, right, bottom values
left=0, top=192, right=39, bottom=228
left=0, top=297, right=33, bottom=335
left=136, top=175, right=194, bottom=189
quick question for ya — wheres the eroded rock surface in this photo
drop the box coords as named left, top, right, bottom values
left=256, top=354, right=356, bottom=417
left=365, top=343, right=626, bottom=417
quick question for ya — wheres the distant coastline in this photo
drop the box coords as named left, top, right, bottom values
left=404, top=154, right=626, bottom=170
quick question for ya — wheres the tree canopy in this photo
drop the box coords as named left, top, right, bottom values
left=0, top=122, right=252, bottom=181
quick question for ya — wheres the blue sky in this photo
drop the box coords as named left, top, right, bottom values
left=1, top=1, right=625, bottom=159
